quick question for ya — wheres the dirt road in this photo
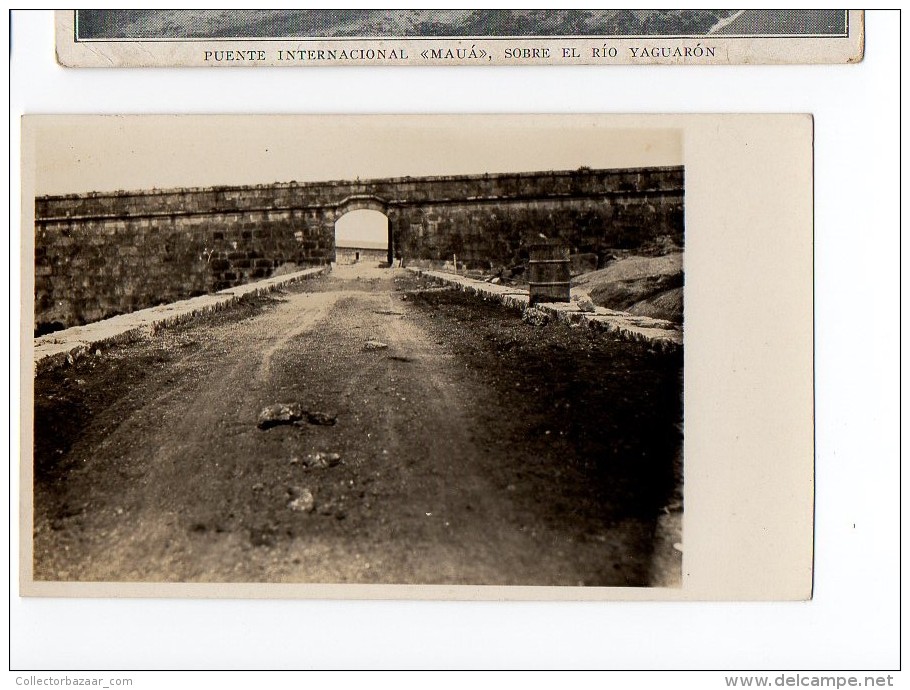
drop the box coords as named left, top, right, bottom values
left=33, top=264, right=682, bottom=586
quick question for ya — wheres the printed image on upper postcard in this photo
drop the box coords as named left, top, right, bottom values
left=20, top=114, right=813, bottom=601
left=55, top=9, right=863, bottom=67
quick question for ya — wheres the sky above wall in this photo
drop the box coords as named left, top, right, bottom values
left=31, top=115, right=682, bottom=196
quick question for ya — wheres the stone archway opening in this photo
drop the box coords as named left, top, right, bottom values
left=334, top=207, right=392, bottom=267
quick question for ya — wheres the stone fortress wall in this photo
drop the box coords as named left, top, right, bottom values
left=34, top=166, right=683, bottom=331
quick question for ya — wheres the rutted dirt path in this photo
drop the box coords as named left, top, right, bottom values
left=33, top=264, right=681, bottom=586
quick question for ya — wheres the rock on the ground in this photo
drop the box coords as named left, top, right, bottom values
left=364, top=340, right=388, bottom=351
left=302, top=452, right=342, bottom=469
left=287, top=488, right=315, bottom=513
left=257, top=402, right=304, bottom=429
left=577, top=298, right=596, bottom=313
left=522, top=307, right=551, bottom=327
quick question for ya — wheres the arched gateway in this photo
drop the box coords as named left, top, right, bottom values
left=332, top=195, right=392, bottom=264
left=34, top=166, right=683, bottom=329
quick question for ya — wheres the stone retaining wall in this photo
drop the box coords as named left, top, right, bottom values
left=34, top=266, right=329, bottom=375
left=408, top=267, right=683, bottom=352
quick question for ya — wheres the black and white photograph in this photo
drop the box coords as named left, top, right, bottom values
left=55, top=9, right=864, bottom=66
left=71, top=9, right=851, bottom=40
left=27, top=115, right=686, bottom=590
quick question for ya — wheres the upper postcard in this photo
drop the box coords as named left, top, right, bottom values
left=56, top=9, right=864, bottom=67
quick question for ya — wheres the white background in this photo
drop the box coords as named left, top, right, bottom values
left=7, top=8, right=902, bottom=680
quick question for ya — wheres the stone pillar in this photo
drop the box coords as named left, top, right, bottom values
left=387, top=215, right=394, bottom=266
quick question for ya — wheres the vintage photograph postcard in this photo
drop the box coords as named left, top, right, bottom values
left=55, top=9, right=863, bottom=67
left=20, top=114, right=813, bottom=601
